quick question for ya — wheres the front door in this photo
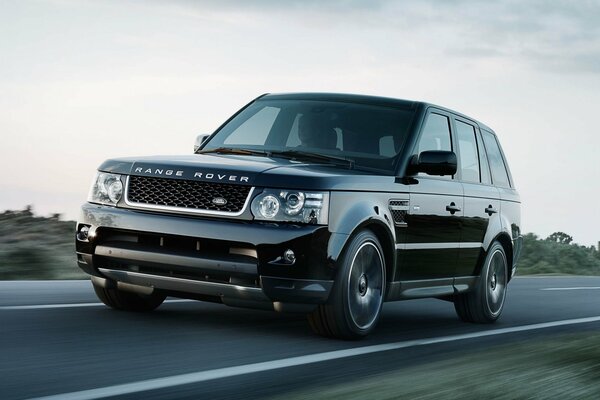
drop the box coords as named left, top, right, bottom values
left=401, top=179, right=463, bottom=280
left=398, top=111, right=463, bottom=281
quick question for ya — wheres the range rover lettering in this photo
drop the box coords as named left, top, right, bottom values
left=76, top=93, right=522, bottom=339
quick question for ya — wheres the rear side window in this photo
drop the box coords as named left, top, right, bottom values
left=455, top=120, right=480, bottom=183
left=481, top=130, right=511, bottom=187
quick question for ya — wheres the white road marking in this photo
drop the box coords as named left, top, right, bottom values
left=30, top=315, right=600, bottom=400
left=0, top=299, right=194, bottom=310
left=541, top=287, right=600, bottom=291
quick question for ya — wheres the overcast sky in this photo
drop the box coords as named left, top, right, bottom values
left=1, top=0, right=599, bottom=246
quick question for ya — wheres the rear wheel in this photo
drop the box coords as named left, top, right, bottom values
left=308, top=229, right=386, bottom=339
left=454, top=241, right=508, bottom=323
left=92, top=280, right=166, bottom=312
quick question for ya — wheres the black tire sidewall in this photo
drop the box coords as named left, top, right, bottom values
left=334, top=229, right=386, bottom=337
left=479, top=241, right=508, bottom=321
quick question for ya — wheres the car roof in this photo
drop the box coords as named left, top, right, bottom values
left=260, top=92, right=494, bottom=133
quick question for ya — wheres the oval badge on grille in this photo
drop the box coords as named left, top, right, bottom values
left=212, top=197, right=228, bottom=206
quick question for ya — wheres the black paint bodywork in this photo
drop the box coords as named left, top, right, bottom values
left=76, top=93, right=522, bottom=310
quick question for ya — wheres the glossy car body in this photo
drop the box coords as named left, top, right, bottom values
left=76, top=93, right=522, bottom=332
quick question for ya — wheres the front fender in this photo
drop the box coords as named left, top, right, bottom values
left=327, top=192, right=399, bottom=273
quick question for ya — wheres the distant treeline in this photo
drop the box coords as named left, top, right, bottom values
left=0, top=207, right=86, bottom=279
left=0, top=207, right=598, bottom=279
left=518, top=232, right=600, bottom=275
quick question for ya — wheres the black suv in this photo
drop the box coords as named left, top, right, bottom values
left=76, top=93, right=522, bottom=339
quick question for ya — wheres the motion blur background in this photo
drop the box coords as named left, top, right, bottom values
left=1, top=0, right=599, bottom=246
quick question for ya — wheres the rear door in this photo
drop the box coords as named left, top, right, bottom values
left=453, top=117, right=500, bottom=279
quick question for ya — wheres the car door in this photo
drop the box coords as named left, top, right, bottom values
left=400, top=110, right=463, bottom=281
left=453, top=118, right=501, bottom=280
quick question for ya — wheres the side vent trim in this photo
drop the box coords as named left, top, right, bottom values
left=389, top=200, right=409, bottom=227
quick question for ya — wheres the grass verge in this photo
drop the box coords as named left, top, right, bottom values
left=267, top=334, right=600, bottom=400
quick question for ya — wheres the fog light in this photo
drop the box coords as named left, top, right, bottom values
left=77, top=225, right=90, bottom=241
left=283, top=249, right=296, bottom=264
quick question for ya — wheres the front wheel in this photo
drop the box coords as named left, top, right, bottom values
left=454, top=241, right=508, bottom=323
left=92, top=280, right=166, bottom=312
left=308, top=229, right=386, bottom=339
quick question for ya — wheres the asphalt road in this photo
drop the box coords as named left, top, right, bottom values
left=1, top=276, right=600, bottom=400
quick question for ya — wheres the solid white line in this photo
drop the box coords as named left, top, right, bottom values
left=0, top=299, right=194, bottom=311
left=30, top=315, right=600, bottom=400
left=541, top=287, right=600, bottom=291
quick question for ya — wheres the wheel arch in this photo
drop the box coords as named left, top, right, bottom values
left=330, top=218, right=396, bottom=286
left=358, top=220, right=395, bottom=284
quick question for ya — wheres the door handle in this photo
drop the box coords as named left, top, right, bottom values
left=485, top=205, right=498, bottom=216
left=446, top=202, right=461, bottom=214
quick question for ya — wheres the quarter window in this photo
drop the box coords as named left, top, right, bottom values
left=455, top=120, right=480, bottom=183
left=481, top=130, right=511, bottom=187
left=476, top=131, right=491, bottom=185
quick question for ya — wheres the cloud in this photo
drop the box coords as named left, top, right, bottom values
left=147, top=0, right=600, bottom=74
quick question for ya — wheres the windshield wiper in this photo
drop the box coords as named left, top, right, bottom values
left=196, top=147, right=271, bottom=157
left=197, top=147, right=354, bottom=169
left=270, top=150, right=355, bottom=169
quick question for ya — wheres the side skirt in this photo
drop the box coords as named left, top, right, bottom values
left=385, top=276, right=478, bottom=301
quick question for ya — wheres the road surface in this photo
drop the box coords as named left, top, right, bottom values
left=1, top=276, right=599, bottom=399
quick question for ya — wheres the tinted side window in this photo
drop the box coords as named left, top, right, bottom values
left=481, top=130, right=511, bottom=187
left=455, top=120, right=480, bottom=183
left=476, top=130, right=491, bottom=185
left=416, top=113, right=453, bottom=179
left=417, top=113, right=452, bottom=153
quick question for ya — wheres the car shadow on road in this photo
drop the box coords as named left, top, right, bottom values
left=98, top=297, right=470, bottom=344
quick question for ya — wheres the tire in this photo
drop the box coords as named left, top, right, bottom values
left=454, top=241, right=508, bottom=323
left=92, top=280, right=166, bottom=312
left=308, top=229, right=386, bottom=339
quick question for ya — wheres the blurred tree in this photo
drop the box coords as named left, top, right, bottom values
left=23, top=205, right=33, bottom=217
left=518, top=232, right=599, bottom=275
left=546, top=232, right=573, bottom=245
left=0, top=208, right=85, bottom=280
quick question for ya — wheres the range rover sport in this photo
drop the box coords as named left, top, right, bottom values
left=76, top=93, right=522, bottom=339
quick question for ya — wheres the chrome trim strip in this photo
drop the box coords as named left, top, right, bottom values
left=98, top=268, right=269, bottom=302
left=124, top=175, right=255, bottom=217
left=395, top=242, right=483, bottom=250
left=229, top=247, right=258, bottom=259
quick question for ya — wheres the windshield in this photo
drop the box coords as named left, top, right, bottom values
left=203, top=99, right=416, bottom=174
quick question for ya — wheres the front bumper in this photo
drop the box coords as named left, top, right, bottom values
left=76, top=203, right=336, bottom=309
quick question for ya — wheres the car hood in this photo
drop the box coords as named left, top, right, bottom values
left=98, top=154, right=400, bottom=191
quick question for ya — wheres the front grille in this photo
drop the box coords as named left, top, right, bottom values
left=126, top=175, right=252, bottom=214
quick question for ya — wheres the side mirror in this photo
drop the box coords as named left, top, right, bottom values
left=194, top=134, right=211, bottom=152
left=409, top=150, right=457, bottom=176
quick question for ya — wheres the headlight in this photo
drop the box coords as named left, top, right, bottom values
left=251, top=189, right=329, bottom=224
left=88, top=172, right=123, bottom=206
